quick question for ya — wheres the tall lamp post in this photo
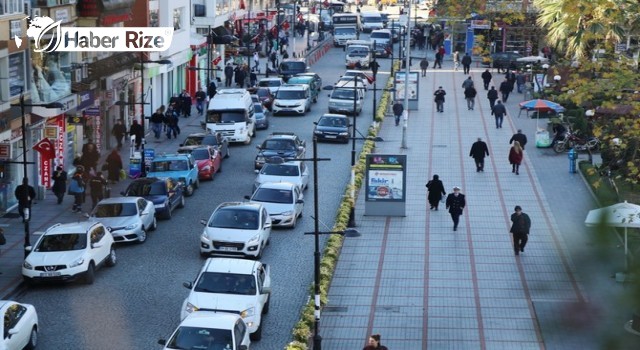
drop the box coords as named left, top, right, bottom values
left=10, top=93, right=63, bottom=257
left=401, top=1, right=411, bottom=149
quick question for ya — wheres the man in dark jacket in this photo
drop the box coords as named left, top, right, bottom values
left=235, top=66, right=246, bottom=88
left=111, top=120, right=127, bottom=150
left=481, top=69, right=492, bottom=90
left=180, top=90, right=192, bottom=117
left=491, top=100, right=507, bottom=129
left=445, top=186, right=466, bottom=231
left=499, top=79, right=511, bottom=102
left=150, top=106, right=165, bottom=139
left=461, top=52, right=472, bottom=74
left=129, top=119, right=144, bottom=150
left=510, top=129, right=528, bottom=150
left=15, top=178, right=36, bottom=222
left=224, top=63, right=234, bottom=87
left=487, top=86, right=499, bottom=109
left=464, top=86, right=477, bottom=110
left=434, top=86, right=446, bottom=112
left=419, top=58, right=429, bottom=77
left=207, top=81, right=217, bottom=99
left=469, top=137, right=489, bottom=172
left=195, top=88, right=207, bottom=116
left=392, top=101, right=404, bottom=126
left=510, top=205, right=532, bottom=255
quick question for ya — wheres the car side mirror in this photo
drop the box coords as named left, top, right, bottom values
left=256, top=146, right=261, bottom=150
left=179, top=143, right=184, bottom=147
left=296, top=199, right=304, bottom=204
left=244, top=195, right=251, bottom=200
left=92, top=242, right=103, bottom=249
left=313, top=122, right=318, bottom=125
left=262, top=285, right=272, bottom=294
left=264, top=221, right=272, bottom=229
left=25, top=246, right=33, bottom=252
left=254, top=169, right=259, bottom=174
left=158, top=339, right=167, bottom=346
left=200, top=219, right=207, bottom=226
left=182, top=281, right=193, bottom=289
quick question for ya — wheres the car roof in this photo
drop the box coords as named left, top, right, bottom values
left=178, top=145, right=211, bottom=152
left=202, top=257, right=261, bottom=274
left=266, top=132, right=298, bottom=140
left=263, top=160, right=302, bottom=167
left=130, top=177, right=165, bottom=185
left=179, top=311, right=242, bottom=329
left=44, top=221, right=102, bottom=235
left=281, top=58, right=306, bottom=63
left=217, top=201, right=263, bottom=211
left=277, top=84, right=308, bottom=90
left=151, top=153, right=192, bottom=161
left=259, top=77, right=283, bottom=81
left=296, top=72, right=319, bottom=77
left=256, top=181, right=297, bottom=191
left=97, top=197, right=142, bottom=205
left=187, top=132, right=217, bottom=138
left=320, top=113, right=348, bottom=119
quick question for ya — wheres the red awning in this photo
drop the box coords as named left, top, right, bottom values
left=100, top=10, right=132, bottom=26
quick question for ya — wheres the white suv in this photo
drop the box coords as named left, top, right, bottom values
left=22, top=222, right=116, bottom=285
left=181, top=258, right=271, bottom=341
left=272, top=84, right=311, bottom=115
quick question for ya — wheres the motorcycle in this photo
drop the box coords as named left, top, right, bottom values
left=553, top=131, right=600, bottom=153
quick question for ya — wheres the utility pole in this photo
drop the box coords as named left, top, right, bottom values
left=401, top=1, right=411, bottom=149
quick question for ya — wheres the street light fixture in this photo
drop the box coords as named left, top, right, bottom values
left=10, top=93, right=63, bottom=257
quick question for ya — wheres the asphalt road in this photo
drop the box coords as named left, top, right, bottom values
left=15, top=34, right=392, bottom=350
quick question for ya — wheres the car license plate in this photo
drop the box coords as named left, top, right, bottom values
left=325, top=135, right=336, bottom=139
left=219, top=246, right=237, bottom=251
left=40, top=272, right=61, bottom=277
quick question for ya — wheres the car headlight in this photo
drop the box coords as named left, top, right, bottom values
left=69, top=257, right=84, bottom=268
left=247, top=234, right=261, bottom=245
left=314, top=130, right=322, bottom=134
left=281, top=211, right=294, bottom=216
left=154, top=202, right=166, bottom=209
left=178, top=177, right=187, bottom=183
left=256, top=156, right=265, bottom=162
left=23, top=260, right=33, bottom=269
left=339, top=132, right=349, bottom=136
left=124, top=224, right=137, bottom=230
left=202, top=165, right=211, bottom=171
left=185, top=302, right=199, bottom=314
left=240, top=307, right=256, bottom=318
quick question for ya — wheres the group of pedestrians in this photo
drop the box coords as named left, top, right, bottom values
left=149, top=105, right=182, bottom=140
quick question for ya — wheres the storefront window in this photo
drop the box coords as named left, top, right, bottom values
left=173, top=7, right=183, bottom=31
left=8, top=52, right=27, bottom=97
left=30, top=51, right=71, bottom=103
left=0, top=0, right=23, bottom=15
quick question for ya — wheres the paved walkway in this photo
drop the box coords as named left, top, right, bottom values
left=320, top=55, right=640, bottom=349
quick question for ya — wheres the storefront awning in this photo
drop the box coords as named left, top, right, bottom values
left=190, top=32, right=207, bottom=49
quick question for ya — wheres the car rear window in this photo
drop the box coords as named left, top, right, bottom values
left=127, top=181, right=166, bottom=196
left=93, top=203, right=137, bottom=217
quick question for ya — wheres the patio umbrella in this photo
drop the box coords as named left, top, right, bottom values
left=519, top=99, right=566, bottom=113
left=584, top=201, right=640, bottom=270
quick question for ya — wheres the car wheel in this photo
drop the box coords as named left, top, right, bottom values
left=244, top=135, right=252, bottom=145
left=137, top=230, right=147, bottom=244
left=291, top=215, right=297, bottom=229
left=25, top=326, right=37, bottom=350
left=163, top=206, right=173, bottom=220
left=186, top=183, right=195, bottom=196
left=199, top=251, right=209, bottom=259
left=262, top=296, right=270, bottom=314
left=149, top=217, right=157, bottom=231
left=194, top=178, right=200, bottom=189
left=255, top=244, right=263, bottom=260
left=225, top=147, right=230, bottom=158
left=105, top=247, right=117, bottom=267
left=250, top=323, right=263, bottom=341
left=84, top=263, right=95, bottom=284
left=178, top=196, right=185, bottom=209
left=217, top=161, right=222, bottom=173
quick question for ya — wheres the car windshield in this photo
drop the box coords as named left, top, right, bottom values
left=150, top=160, right=189, bottom=172
left=35, top=234, right=87, bottom=252
left=257, top=89, right=270, bottom=97
left=318, top=117, right=347, bottom=127
left=332, top=89, right=355, bottom=99
left=253, top=188, right=294, bottom=204
left=183, top=136, right=204, bottom=146
left=276, top=90, right=306, bottom=99
left=259, top=80, right=281, bottom=87
left=370, top=32, right=389, bottom=39
left=209, top=208, right=259, bottom=230
left=254, top=104, right=263, bottom=113
left=261, top=164, right=300, bottom=176
left=279, top=62, right=305, bottom=71
left=93, top=203, right=137, bottom=217
left=348, top=49, right=368, bottom=57
left=126, top=181, right=166, bottom=196
left=335, top=27, right=356, bottom=35
left=262, top=139, right=296, bottom=151
left=194, top=272, right=257, bottom=294
left=167, top=326, right=234, bottom=350
left=191, top=149, right=210, bottom=160
left=207, top=112, right=246, bottom=123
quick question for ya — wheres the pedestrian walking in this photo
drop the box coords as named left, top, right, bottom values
left=111, top=119, right=127, bottom=150
left=129, top=119, right=144, bottom=150
left=434, top=50, right=443, bottom=69
left=420, top=57, right=429, bottom=77
left=181, top=90, right=192, bottom=117
left=80, top=143, right=100, bottom=174
left=169, top=93, right=182, bottom=114
left=452, top=51, right=460, bottom=71
left=487, top=86, right=498, bottom=109
left=235, top=65, right=247, bottom=88
left=469, top=137, right=489, bottom=172
left=195, top=88, right=207, bottom=116
left=89, top=171, right=108, bottom=209
left=461, top=76, right=474, bottom=90
left=105, top=148, right=123, bottom=184
left=510, top=205, right=531, bottom=255
left=253, top=51, right=260, bottom=71
left=434, top=86, right=446, bottom=112
left=461, top=52, right=472, bottom=74
left=492, top=100, right=507, bottom=129
left=150, top=106, right=165, bottom=139
left=0, top=228, right=5, bottom=274
left=14, top=177, right=35, bottom=222
left=445, top=186, right=466, bottom=231
left=510, top=129, right=528, bottom=150
left=270, top=51, right=278, bottom=69
left=224, top=63, right=234, bottom=87
left=363, top=334, right=388, bottom=350
left=69, top=170, right=85, bottom=213
left=51, top=166, right=67, bottom=204
left=207, top=80, right=217, bottom=99
left=392, top=100, right=404, bottom=126
left=481, top=69, right=492, bottom=90
left=464, top=85, right=477, bottom=110
left=371, top=60, right=380, bottom=79
left=165, top=106, right=180, bottom=139
left=509, top=141, right=524, bottom=175
left=516, top=71, right=526, bottom=93
left=426, top=174, right=446, bottom=210
left=499, top=79, right=511, bottom=102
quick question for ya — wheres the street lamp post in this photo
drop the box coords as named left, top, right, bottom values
left=10, top=93, right=63, bottom=257
left=347, top=75, right=360, bottom=227
left=401, top=2, right=411, bottom=149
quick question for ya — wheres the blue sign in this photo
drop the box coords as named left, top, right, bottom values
left=77, top=91, right=95, bottom=110
left=144, top=148, right=155, bottom=168
left=129, top=156, right=142, bottom=178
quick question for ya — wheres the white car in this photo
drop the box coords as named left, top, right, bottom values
left=180, top=258, right=271, bottom=341
left=159, top=312, right=250, bottom=350
left=22, top=221, right=116, bottom=285
left=257, top=77, right=284, bottom=95
left=343, top=70, right=371, bottom=86
left=88, top=197, right=157, bottom=243
left=254, top=161, right=310, bottom=193
left=200, top=202, right=272, bottom=259
left=0, top=300, right=38, bottom=350
left=245, top=182, right=304, bottom=228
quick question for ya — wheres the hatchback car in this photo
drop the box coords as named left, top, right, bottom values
left=254, top=103, right=270, bottom=130
left=257, top=77, right=284, bottom=95
left=88, top=197, right=157, bottom=243
left=177, top=145, right=222, bottom=180
left=248, top=87, right=274, bottom=110
left=0, top=300, right=38, bottom=350
left=314, top=114, right=350, bottom=143
left=490, top=52, right=524, bottom=70
left=200, top=202, right=272, bottom=259
left=295, top=72, right=322, bottom=94
left=254, top=161, right=309, bottom=192
left=158, top=312, right=250, bottom=350
left=121, top=177, right=185, bottom=220
left=180, top=132, right=230, bottom=159
left=255, top=132, right=306, bottom=169
left=245, top=182, right=304, bottom=228
left=22, top=221, right=116, bottom=285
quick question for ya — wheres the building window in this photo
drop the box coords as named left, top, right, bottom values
left=173, top=7, right=183, bottom=31
left=149, top=9, right=159, bottom=27
left=0, top=0, right=23, bottom=15
left=30, top=52, right=71, bottom=103
left=8, top=52, right=26, bottom=97
left=0, top=56, right=7, bottom=102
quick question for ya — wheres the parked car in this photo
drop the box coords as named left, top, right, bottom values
left=254, top=103, right=270, bottom=130
left=180, top=258, right=271, bottom=340
left=245, top=182, right=304, bottom=228
left=180, top=132, right=230, bottom=159
left=255, top=132, right=307, bottom=169
left=177, top=145, right=222, bottom=180
left=295, top=72, right=323, bottom=94
left=314, top=113, right=350, bottom=143
left=248, top=87, right=274, bottom=110
left=159, top=312, right=250, bottom=350
left=257, top=77, right=284, bottom=95
left=88, top=197, right=157, bottom=243
left=254, top=161, right=309, bottom=192
left=490, top=52, right=524, bottom=70
left=278, top=58, right=308, bottom=82
left=272, top=84, right=312, bottom=115
left=0, top=300, right=38, bottom=350
left=286, top=75, right=319, bottom=103
left=121, top=177, right=185, bottom=220
left=147, top=153, right=200, bottom=196
left=199, top=202, right=272, bottom=259
left=22, top=221, right=116, bottom=285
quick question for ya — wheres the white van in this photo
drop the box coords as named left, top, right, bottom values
left=370, top=29, right=393, bottom=57
left=272, top=84, right=312, bottom=115
left=345, top=44, right=372, bottom=69
left=328, top=80, right=365, bottom=115
left=207, top=89, right=256, bottom=144
left=360, top=12, right=384, bottom=33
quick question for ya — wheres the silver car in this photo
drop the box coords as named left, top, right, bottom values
left=88, top=197, right=157, bottom=243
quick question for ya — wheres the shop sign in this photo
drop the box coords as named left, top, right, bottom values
left=0, top=144, right=10, bottom=159
left=41, top=157, right=52, bottom=188
left=67, top=115, right=86, bottom=125
left=46, top=116, right=66, bottom=168
left=77, top=91, right=95, bottom=110
left=55, top=8, right=70, bottom=22
left=32, top=94, right=78, bottom=118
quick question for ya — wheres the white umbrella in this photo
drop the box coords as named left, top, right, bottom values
left=585, top=201, right=640, bottom=269
left=516, top=55, right=550, bottom=63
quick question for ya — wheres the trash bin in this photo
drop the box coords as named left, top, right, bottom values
left=535, top=129, right=551, bottom=148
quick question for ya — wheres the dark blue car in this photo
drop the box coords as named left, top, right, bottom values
left=121, top=177, right=185, bottom=220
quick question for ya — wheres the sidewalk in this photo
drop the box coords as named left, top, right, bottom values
left=320, top=56, right=640, bottom=348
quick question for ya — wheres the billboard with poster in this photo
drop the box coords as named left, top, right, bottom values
left=393, top=71, right=419, bottom=110
left=364, top=154, right=406, bottom=216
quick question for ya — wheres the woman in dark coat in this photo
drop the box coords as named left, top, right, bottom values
left=51, top=166, right=67, bottom=204
left=81, top=143, right=100, bottom=173
left=425, top=174, right=446, bottom=210
left=105, top=149, right=123, bottom=183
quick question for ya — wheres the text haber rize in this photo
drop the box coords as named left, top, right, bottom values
left=64, top=31, right=165, bottom=49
